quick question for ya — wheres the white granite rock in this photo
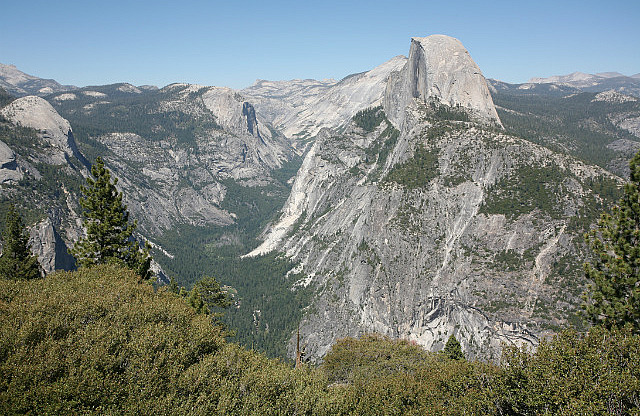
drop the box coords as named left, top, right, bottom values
left=0, top=140, right=22, bottom=183
left=243, top=56, right=407, bottom=139
left=384, top=35, right=501, bottom=129
left=0, top=96, right=76, bottom=164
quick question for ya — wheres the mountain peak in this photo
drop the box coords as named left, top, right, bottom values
left=383, top=35, right=501, bottom=128
left=0, top=62, right=75, bottom=97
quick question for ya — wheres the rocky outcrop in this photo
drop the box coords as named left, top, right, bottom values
left=0, top=96, right=86, bottom=165
left=251, top=107, right=618, bottom=361
left=67, top=83, right=297, bottom=235
left=384, top=35, right=501, bottom=129
left=28, top=218, right=75, bottom=274
left=249, top=36, right=619, bottom=362
left=0, top=140, right=22, bottom=183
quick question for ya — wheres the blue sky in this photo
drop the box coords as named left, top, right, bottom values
left=1, top=0, right=638, bottom=89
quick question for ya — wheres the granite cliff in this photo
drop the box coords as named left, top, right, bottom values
left=48, top=83, right=297, bottom=236
left=249, top=36, right=621, bottom=361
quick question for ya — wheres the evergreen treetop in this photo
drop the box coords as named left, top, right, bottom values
left=0, top=204, right=41, bottom=279
left=70, top=156, right=151, bottom=279
left=443, top=334, right=465, bottom=360
left=583, top=150, right=640, bottom=332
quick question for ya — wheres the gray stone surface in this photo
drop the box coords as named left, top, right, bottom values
left=384, top=35, right=502, bottom=129
left=243, top=56, right=407, bottom=139
left=28, top=217, right=75, bottom=274
left=248, top=36, right=618, bottom=361
left=0, top=63, right=76, bottom=97
left=0, top=95, right=83, bottom=165
left=251, top=109, right=617, bottom=361
left=87, top=84, right=296, bottom=235
left=0, top=140, right=22, bottom=183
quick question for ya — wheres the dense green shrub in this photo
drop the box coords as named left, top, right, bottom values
left=384, top=144, right=439, bottom=188
left=3, top=266, right=640, bottom=414
left=498, top=327, right=640, bottom=415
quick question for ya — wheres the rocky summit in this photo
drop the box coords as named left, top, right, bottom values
left=384, top=35, right=501, bottom=129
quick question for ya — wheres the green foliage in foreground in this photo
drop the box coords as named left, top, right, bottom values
left=2, top=266, right=640, bottom=414
left=0, top=266, right=323, bottom=414
left=0, top=205, right=40, bottom=280
left=70, top=157, right=151, bottom=279
left=499, top=327, right=640, bottom=415
left=583, top=150, right=640, bottom=332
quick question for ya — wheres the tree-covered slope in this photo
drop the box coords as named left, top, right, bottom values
left=491, top=85, right=640, bottom=177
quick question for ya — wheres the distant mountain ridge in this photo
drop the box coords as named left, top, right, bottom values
left=522, top=71, right=640, bottom=98
left=242, top=56, right=407, bottom=140
left=0, top=63, right=77, bottom=97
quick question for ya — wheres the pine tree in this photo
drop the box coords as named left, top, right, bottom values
left=187, top=287, right=207, bottom=315
left=70, top=157, right=151, bottom=279
left=583, top=150, right=640, bottom=332
left=185, top=276, right=230, bottom=317
left=0, top=205, right=41, bottom=279
left=195, top=276, right=231, bottom=311
left=443, top=334, right=465, bottom=360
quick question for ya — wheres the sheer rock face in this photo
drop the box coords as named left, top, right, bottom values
left=0, top=140, right=22, bottom=183
left=200, top=86, right=288, bottom=172
left=384, top=35, right=501, bottom=129
left=79, top=84, right=296, bottom=235
left=0, top=99, right=84, bottom=273
left=0, top=97, right=86, bottom=271
left=248, top=35, right=618, bottom=362
left=28, top=218, right=76, bottom=274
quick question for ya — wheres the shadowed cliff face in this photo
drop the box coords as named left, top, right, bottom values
left=242, top=102, right=261, bottom=139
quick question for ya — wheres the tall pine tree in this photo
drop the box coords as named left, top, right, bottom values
left=583, top=150, right=640, bottom=332
left=0, top=205, right=41, bottom=279
left=71, top=157, right=151, bottom=279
